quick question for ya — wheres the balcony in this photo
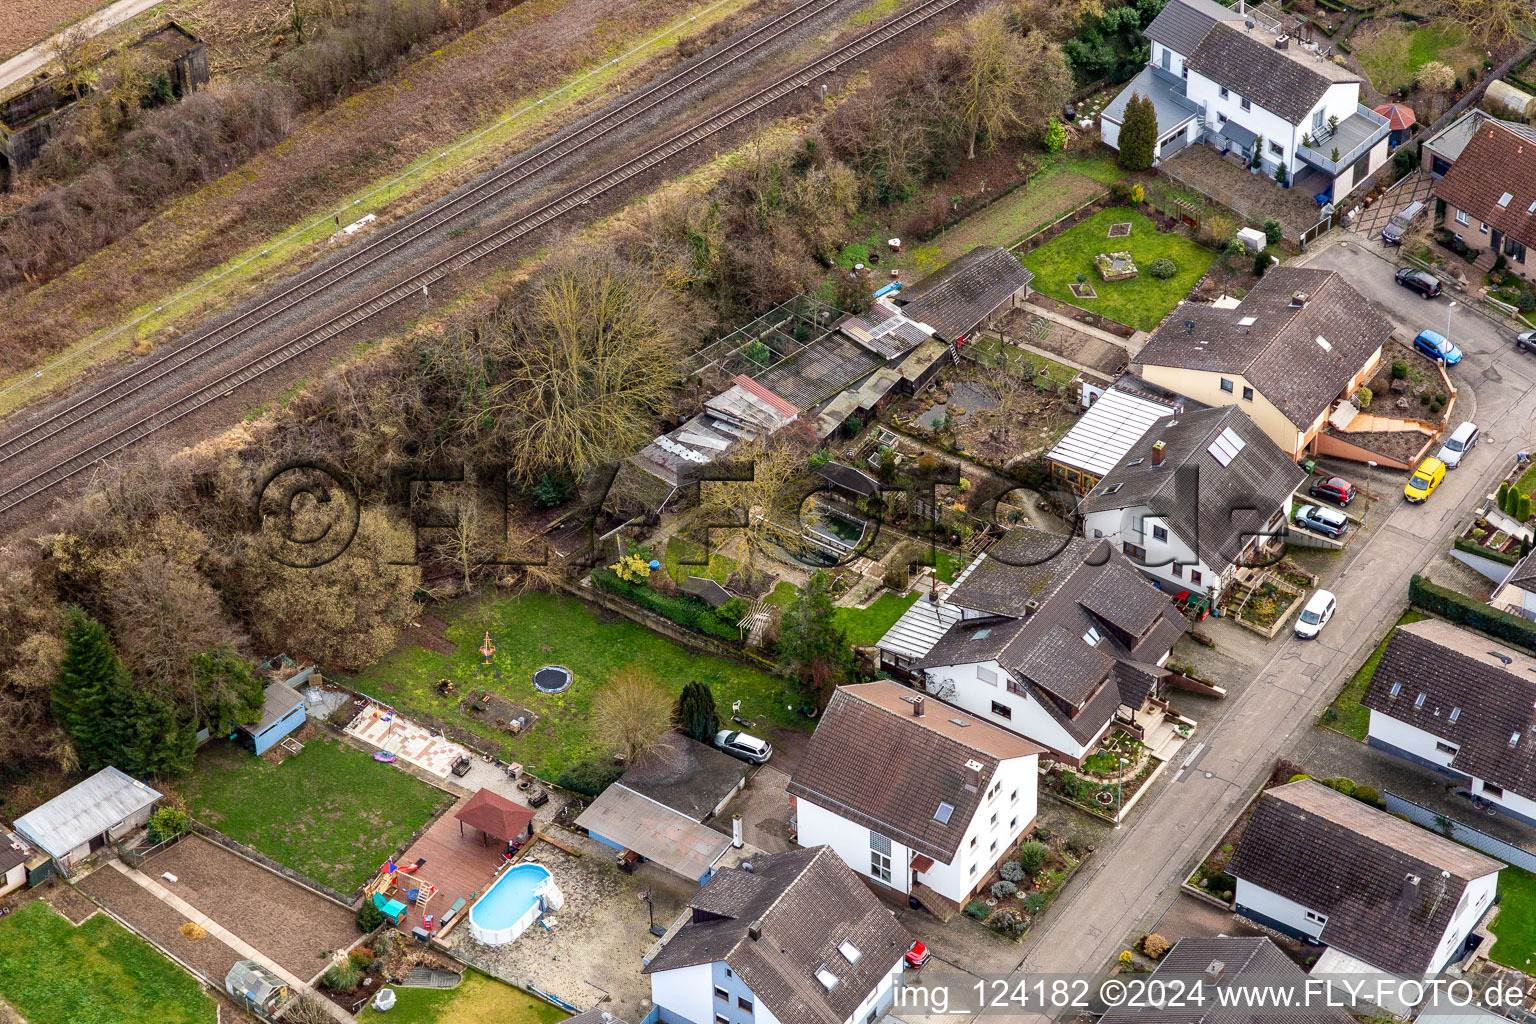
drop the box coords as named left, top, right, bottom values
left=1296, top=105, right=1391, bottom=178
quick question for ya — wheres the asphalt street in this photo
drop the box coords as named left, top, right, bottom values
left=896, top=235, right=1536, bottom=1024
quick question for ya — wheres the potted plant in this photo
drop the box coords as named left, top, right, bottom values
left=1250, top=137, right=1264, bottom=171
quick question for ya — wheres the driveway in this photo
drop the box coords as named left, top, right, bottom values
left=1347, top=169, right=1435, bottom=252
left=719, top=766, right=795, bottom=854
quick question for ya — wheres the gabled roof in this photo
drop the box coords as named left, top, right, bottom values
left=1423, top=108, right=1536, bottom=163
left=786, top=682, right=1041, bottom=862
left=817, top=461, right=880, bottom=497
left=13, top=767, right=162, bottom=859
left=1361, top=619, right=1536, bottom=802
left=1099, top=935, right=1355, bottom=1024
left=1143, top=0, right=1235, bottom=59
left=1229, top=780, right=1503, bottom=976
left=892, top=246, right=1033, bottom=342
left=643, top=847, right=909, bottom=1024
left=1435, top=120, right=1536, bottom=252
left=243, top=679, right=304, bottom=736
left=0, top=826, right=30, bottom=875
left=1136, top=267, right=1393, bottom=428
left=1502, top=550, right=1536, bottom=593
left=1079, top=405, right=1305, bottom=570
left=1186, top=23, right=1357, bottom=124
left=575, top=783, right=732, bottom=880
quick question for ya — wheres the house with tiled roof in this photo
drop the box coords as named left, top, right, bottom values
left=1079, top=404, right=1304, bottom=599
left=1133, top=266, right=1393, bottom=459
left=1361, top=619, right=1536, bottom=828
left=787, top=681, right=1040, bottom=912
left=1098, top=935, right=1355, bottom=1024
left=642, top=846, right=910, bottom=1024
left=1434, top=118, right=1536, bottom=280
left=1490, top=549, right=1536, bottom=623
left=1100, top=0, right=1389, bottom=203
left=1231, top=780, right=1502, bottom=987
left=875, top=527, right=1186, bottom=766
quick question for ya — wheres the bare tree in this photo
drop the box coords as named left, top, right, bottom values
left=939, top=4, right=1073, bottom=159
left=1416, top=60, right=1455, bottom=94
left=978, top=355, right=1031, bottom=444
left=690, top=437, right=811, bottom=576
left=592, top=667, right=673, bottom=765
left=1444, top=0, right=1526, bottom=44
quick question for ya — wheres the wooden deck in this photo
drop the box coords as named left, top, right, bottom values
left=387, top=795, right=509, bottom=937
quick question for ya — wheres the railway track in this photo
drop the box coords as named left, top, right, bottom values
left=0, top=0, right=963, bottom=517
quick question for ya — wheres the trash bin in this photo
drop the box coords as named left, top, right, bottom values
left=372, top=988, right=397, bottom=1012
left=1302, top=459, right=1316, bottom=476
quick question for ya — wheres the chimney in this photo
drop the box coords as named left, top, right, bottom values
left=1290, top=290, right=1310, bottom=308
left=1401, top=873, right=1421, bottom=904
left=963, top=758, right=983, bottom=792
left=1151, top=440, right=1166, bottom=467
left=748, top=919, right=763, bottom=941
left=1024, top=599, right=1041, bottom=615
left=1274, top=34, right=1289, bottom=49
left=732, top=814, right=743, bottom=849
left=1205, top=960, right=1226, bottom=982
left=912, top=695, right=926, bottom=718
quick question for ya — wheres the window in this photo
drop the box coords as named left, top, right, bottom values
left=970, top=862, right=979, bottom=875
left=1219, top=86, right=1229, bottom=99
left=1456, top=210, right=1470, bottom=225
left=739, top=997, right=755, bottom=1013
left=870, top=849, right=891, bottom=882
left=1450, top=706, right=1461, bottom=722
left=715, top=987, right=731, bottom=1002
left=1084, top=626, right=1102, bottom=646
left=1190, top=570, right=1202, bottom=585
left=1486, top=784, right=1504, bottom=799
left=991, top=700, right=1012, bottom=720
left=990, top=813, right=998, bottom=827
left=1414, top=692, right=1426, bottom=709
left=1304, top=909, right=1328, bottom=927
left=934, top=801, right=955, bottom=824
left=1153, top=525, right=1168, bottom=542
left=1481, top=222, right=1490, bottom=234
left=970, top=836, right=978, bottom=848
left=977, top=665, right=998, bottom=685
left=1011, top=789, right=1019, bottom=804
left=1512, top=731, right=1523, bottom=747
left=1172, top=562, right=1183, bottom=578
left=1220, top=377, right=1235, bottom=393
left=1498, top=192, right=1514, bottom=208
left=716, top=1014, right=730, bottom=1024
left=1270, top=140, right=1283, bottom=157
left=990, top=840, right=998, bottom=854
left=1312, top=108, right=1325, bottom=132
left=838, top=940, right=862, bottom=966
left=1242, top=386, right=1253, bottom=401
left=1217, top=113, right=1227, bottom=125
left=1182, top=66, right=1188, bottom=79
left=815, top=967, right=840, bottom=992
left=1436, top=741, right=1459, bottom=755
left=1240, top=98, right=1251, bottom=112
left=1123, top=542, right=1147, bottom=561
left=1010, top=816, right=1019, bottom=830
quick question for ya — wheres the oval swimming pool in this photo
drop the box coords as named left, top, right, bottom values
left=468, top=862, right=557, bottom=945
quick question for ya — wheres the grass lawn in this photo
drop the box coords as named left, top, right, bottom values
left=664, top=536, right=737, bottom=586
left=1490, top=866, right=1536, bottom=969
left=358, top=971, right=568, bottom=1024
left=925, top=549, right=969, bottom=584
left=0, top=902, right=215, bottom=1024
left=1323, top=609, right=1428, bottom=740
left=1514, top=460, right=1536, bottom=498
left=1020, top=207, right=1216, bottom=331
left=349, top=592, right=806, bottom=777
left=1352, top=21, right=1480, bottom=96
left=966, top=336, right=1077, bottom=389
left=930, top=152, right=1125, bottom=260
left=839, top=592, right=921, bottom=646
left=176, top=735, right=452, bottom=893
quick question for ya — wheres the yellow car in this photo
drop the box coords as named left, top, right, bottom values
left=1405, top=457, right=1446, bottom=503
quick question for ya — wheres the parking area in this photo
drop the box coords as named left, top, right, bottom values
left=1348, top=169, right=1434, bottom=250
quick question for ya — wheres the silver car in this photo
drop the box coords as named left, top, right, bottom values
left=714, top=729, right=772, bottom=764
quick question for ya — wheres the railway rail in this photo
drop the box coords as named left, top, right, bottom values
left=0, top=0, right=963, bottom=517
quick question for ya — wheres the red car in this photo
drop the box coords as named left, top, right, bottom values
left=1308, top=476, right=1356, bottom=506
left=904, top=941, right=931, bottom=969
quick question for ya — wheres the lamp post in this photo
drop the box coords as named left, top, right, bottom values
left=1446, top=300, right=1457, bottom=345
left=1116, top=757, right=1129, bottom=829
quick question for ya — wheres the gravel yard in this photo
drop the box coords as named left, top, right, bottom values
left=79, top=866, right=246, bottom=984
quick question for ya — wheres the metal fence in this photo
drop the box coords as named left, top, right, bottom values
left=1383, top=791, right=1536, bottom=874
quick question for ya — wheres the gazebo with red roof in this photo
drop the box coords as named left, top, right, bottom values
left=1373, top=103, right=1416, bottom=147
left=455, top=788, right=535, bottom=845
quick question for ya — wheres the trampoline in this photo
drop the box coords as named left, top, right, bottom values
left=533, top=665, right=572, bottom=693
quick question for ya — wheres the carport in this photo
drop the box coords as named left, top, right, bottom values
left=577, top=785, right=735, bottom=885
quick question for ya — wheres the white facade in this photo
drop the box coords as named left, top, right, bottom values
left=0, top=861, right=23, bottom=898
left=794, top=751, right=1039, bottom=905
left=1234, top=877, right=1326, bottom=941
left=1367, top=709, right=1536, bottom=825
left=651, top=956, right=900, bottom=1024
left=922, top=661, right=1101, bottom=762
left=653, top=963, right=717, bottom=1024
left=1082, top=506, right=1222, bottom=597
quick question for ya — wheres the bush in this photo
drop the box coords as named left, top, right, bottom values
left=1353, top=785, right=1380, bottom=807
left=1018, top=840, right=1048, bottom=875
left=991, top=880, right=1018, bottom=899
left=147, top=803, right=190, bottom=844
left=1410, top=574, right=1536, bottom=652
left=1392, top=359, right=1409, bottom=379
left=964, top=899, right=991, bottom=921
left=322, top=960, right=362, bottom=992
left=1355, top=386, right=1372, bottom=410
left=1329, top=777, right=1356, bottom=797
left=1518, top=291, right=1536, bottom=314
left=591, top=568, right=740, bottom=641
left=1253, top=251, right=1270, bottom=277
left=555, top=754, right=626, bottom=797
left=1147, top=258, right=1178, bottom=280
left=1143, top=933, right=1171, bottom=958
left=808, top=449, right=831, bottom=469
left=715, top=597, right=749, bottom=627
left=355, top=901, right=386, bottom=933
left=1262, top=219, right=1283, bottom=245
left=1044, top=117, right=1067, bottom=153
left=1522, top=494, right=1533, bottom=523
left=988, top=909, right=1027, bottom=938
left=1000, top=859, right=1026, bottom=883
left=1021, top=892, right=1046, bottom=914
left=1454, top=536, right=1523, bottom=566
left=348, top=947, right=375, bottom=970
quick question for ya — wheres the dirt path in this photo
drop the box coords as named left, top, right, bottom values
left=0, top=0, right=160, bottom=89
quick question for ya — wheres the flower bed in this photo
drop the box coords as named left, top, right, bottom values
left=1095, top=250, right=1138, bottom=281
left=964, top=828, right=1090, bottom=940
left=1227, top=571, right=1305, bottom=639
left=1043, top=751, right=1158, bottom=822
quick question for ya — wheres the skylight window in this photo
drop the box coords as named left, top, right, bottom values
left=1208, top=427, right=1247, bottom=467
left=948, top=718, right=971, bottom=728
left=838, top=940, right=863, bottom=965
left=1389, top=682, right=1402, bottom=697
left=1238, top=316, right=1257, bottom=327
left=972, top=628, right=992, bottom=640
left=1104, top=483, right=1123, bottom=495
left=1498, top=192, right=1514, bottom=208
left=1450, top=707, right=1461, bottom=723
left=1127, top=458, right=1144, bottom=467
left=1083, top=626, right=1102, bottom=646
left=1414, top=692, right=1426, bottom=709
left=1512, top=731, right=1522, bottom=747
left=1529, top=199, right=1536, bottom=215
left=815, top=967, right=840, bottom=991
left=1315, top=335, right=1333, bottom=352
left=934, top=802, right=955, bottom=824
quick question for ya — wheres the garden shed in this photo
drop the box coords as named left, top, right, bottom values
left=225, top=960, right=288, bottom=1014
left=237, top=679, right=306, bottom=755
left=13, top=767, right=161, bottom=874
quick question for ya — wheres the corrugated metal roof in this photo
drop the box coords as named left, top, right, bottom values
left=1046, top=386, right=1176, bottom=476
left=576, top=783, right=732, bottom=880
left=875, top=558, right=986, bottom=661
left=14, top=767, right=161, bottom=859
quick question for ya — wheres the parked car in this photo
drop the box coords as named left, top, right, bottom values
left=1293, top=503, right=1348, bottom=539
left=1308, top=476, right=1357, bottom=506
left=1395, top=267, right=1442, bottom=298
left=1436, top=421, right=1480, bottom=469
left=1381, top=200, right=1426, bottom=245
left=714, top=729, right=772, bottom=764
left=1294, top=589, right=1338, bottom=640
left=904, top=941, right=931, bottom=970
left=1413, top=329, right=1462, bottom=366
left=1517, top=329, right=1536, bottom=353
left=1405, top=457, right=1447, bottom=503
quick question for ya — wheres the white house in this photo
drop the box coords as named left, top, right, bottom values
left=1230, top=780, right=1502, bottom=984
left=0, top=826, right=30, bottom=897
left=13, top=766, right=162, bottom=875
left=1078, top=404, right=1303, bottom=600
left=642, top=846, right=910, bottom=1024
left=787, top=681, right=1041, bottom=913
left=1361, top=618, right=1536, bottom=827
left=1100, top=0, right=1389, bottom=203
left=1490, top=549, right=1536, bottom=624
left=876, top=528, right=1186, bottom=766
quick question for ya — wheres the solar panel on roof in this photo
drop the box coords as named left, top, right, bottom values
left=1208, top=427, right=1246, bottom=467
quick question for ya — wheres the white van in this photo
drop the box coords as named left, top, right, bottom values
left=1437, top=421, right=1480, bottom=468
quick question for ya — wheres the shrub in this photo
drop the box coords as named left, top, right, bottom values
left=988, top=909, right=1027, bottom=938
left=1044, top=117, right=1067, bottom=153
left=1521, top=494, right=1533, bottom=523
left=1262, top=219, right=1283, bottom=245
left=147, top=802, right=190, bottom=843
left=322, top=960, right=362, bottom=992
left=348, top=947, right=374, bottom=969
left=1410, top=574, right=1536, bottom=652
left=591, top=568, right=740, bottom=641
left=1119, top=950, right=1134, bottom=968
left=1022, top=892, right=1047, bottom=914
left=1518, top=291, right=1536, bottom=314
left=965, top=899, right=991, bottom=921
left=1143, top=933, right=1171, bottom=958
left=715, top=597, right=749, bottom=627
left=1000, top=859, right=1026, bottom=882
left=1454, top=536, right=1523, bottom=566
left=1329, top=777, right=1356, bottom=797
left=1019, top=840, right=1048, bottom=875
left=1130, top=183, right=1144, bottom=204
left=1253, top=251, right=1270, bottom=277
left=355, top=901, right=386, bottom=933
left=991, top=880, right=1018, bottom=899
left=807, top=449, right=831, bottom=469
left=1274, top=163, right=1288, bottom=186
left=1356, top=386, right=1372, bottom=410
left=1392, top=359, right=1409, bottom=380
left=1147, top=258, right=1178, bottom=280
left=1353, top=785, right=1380, bottom=807
left=555, top=754, right=626, bottom=797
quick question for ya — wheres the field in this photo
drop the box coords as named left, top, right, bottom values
left=0, top=0, right=108, bottom=63
left=1490, top=866, right=1536, bottom=969
left=358, top=971, right=570, bottom=1024
left=1323, top=609, right=1428, bottom=740
left=0, top=901, right=216, bottom=1024
left=1019, top=207, right=1216, bottom=331
left=176, top=735, right=453, bottom=892
left=349, top=591, right=807, bottom=775
left=1351, top=20, right=1481, bottom=96
left=930, top=152, right=1124, bottom=258
left=760, top=581, right=917, bottom=644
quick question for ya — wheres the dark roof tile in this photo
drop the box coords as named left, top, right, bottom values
left=893, top=246, right=1033, bottom=342
left=1435, top=120, right=1536, bottom=252
left=1186, top=23, right=1357, bottom=124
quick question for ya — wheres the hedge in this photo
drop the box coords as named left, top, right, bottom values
left=591, top=568, right=740, bottom=641
left=1454, top=536, right=1524, bottom=567
left=1409, top=574, right=1536, bottom=652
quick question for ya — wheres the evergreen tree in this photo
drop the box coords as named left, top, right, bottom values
left=119, top=691, right=196, bottom=779
left=52, top=608, right=130, bottom=772
left=1117, top=93, right=1157, bottom=172
left=780, top=572, right=854, bottom=707
left=189, top=647, right=265, bottom=737
left=674, top=681, right=720, bottom=743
